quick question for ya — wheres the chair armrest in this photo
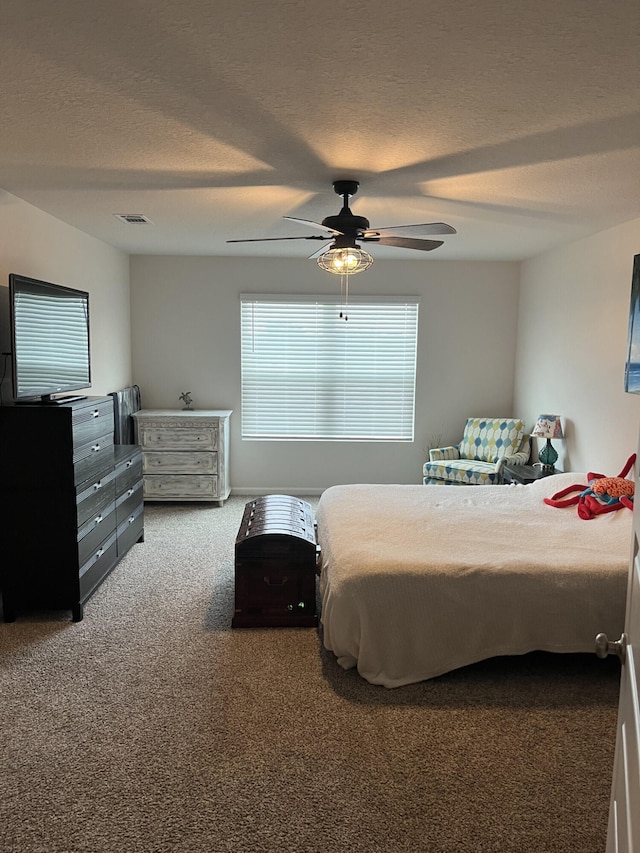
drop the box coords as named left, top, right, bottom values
left=429, top=446, right=460, bottom=462
left=495, top=448, right=530, bottom=473
left=508, top=448, right=531, bottom=467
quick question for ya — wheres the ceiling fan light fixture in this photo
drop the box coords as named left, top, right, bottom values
left=317, top=246, right=373, bottom=276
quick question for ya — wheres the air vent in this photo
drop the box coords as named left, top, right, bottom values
left=113, top=214, right=153, bottom=224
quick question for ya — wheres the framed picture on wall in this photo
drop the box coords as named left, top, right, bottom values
left=624, top=253, right=640, bottom=394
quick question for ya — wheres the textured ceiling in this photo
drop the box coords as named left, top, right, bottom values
left=0, top=0, right=639, bottom=261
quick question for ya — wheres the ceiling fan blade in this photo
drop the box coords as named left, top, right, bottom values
left=226, top=235, right=330, bottom=243
left=374, top=236, right=445, bottom=252
left=307, top=243, right=333, bottom=260
left=363, top=222, right=457, bottom=237
left=283, top=216, right=341, bottom=235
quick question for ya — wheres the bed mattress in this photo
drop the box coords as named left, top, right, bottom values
left=315, top=473, right=632, bottom=687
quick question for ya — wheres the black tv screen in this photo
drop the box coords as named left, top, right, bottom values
left=9, top=273, right=91, bottom=403
left=624, top=254, right=640, bottom=394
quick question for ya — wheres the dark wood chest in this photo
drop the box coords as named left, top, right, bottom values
left=232, top=495, right=318, bottom=628
left=0, top=398, right=144, bottom=622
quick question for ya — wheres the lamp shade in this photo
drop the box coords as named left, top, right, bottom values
left=531, top=415, right=563, bottom=440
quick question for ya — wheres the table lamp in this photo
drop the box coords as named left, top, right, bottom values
left=532, top=415, right=563, bottom=471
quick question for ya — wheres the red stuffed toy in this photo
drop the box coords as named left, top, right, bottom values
left=543, top=454, right=636, bottom=520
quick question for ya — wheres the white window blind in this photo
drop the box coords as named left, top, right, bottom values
left=240, top=295, right=419, bottom=441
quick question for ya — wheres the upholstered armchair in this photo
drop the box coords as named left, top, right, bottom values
left=423, top=417, right=530, bottom=485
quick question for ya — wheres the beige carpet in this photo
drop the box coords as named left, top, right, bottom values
left=0, top=496, right=620, bottom=853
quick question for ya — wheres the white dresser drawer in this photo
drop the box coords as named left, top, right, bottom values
left=143, top=474, right=218, bottom=499
left=139, top=426, right=217, bottom=451
left=142, top=450, right=217, bottom=475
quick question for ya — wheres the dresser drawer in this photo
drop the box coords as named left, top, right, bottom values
left=76, top=469, right=117, bottom=528
left=115, top=449, right=143, bottom=493
left=116, top=482, right=144, bottom=526
left=73, top=434, right=114, bottom=487
left=142, top=450, right=217, bottom=475
left=138, top=426, right=218, bottom=451
left=79, top=530, right=118, bottom=600
left=143, top=474, right=218, bottom=499
left=117, top=504, right=144, bottom=556
left=72, top=398, right=115, bottom=448
left=77, top=501, right=117, bottom=566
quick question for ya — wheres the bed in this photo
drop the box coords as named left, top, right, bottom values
left=315, top=473, right=632, bottom=687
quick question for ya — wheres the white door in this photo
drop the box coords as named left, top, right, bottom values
left=600, top=449, right=640, bottom=852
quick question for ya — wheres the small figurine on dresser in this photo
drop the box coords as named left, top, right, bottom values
left=179, top=391, right=193, bottom=410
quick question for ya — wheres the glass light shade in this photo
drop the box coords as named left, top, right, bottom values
left=531, top=415, right=563, bottom=440
left=316, top=246, right=373, bottom=276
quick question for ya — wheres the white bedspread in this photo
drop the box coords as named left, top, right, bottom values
left=316, top=474, right=632, bottom=687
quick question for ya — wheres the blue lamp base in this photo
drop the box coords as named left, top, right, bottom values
left=538, top=439, right=558, bottom=471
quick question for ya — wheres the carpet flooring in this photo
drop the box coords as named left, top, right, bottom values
left=0, top=496, right=620, bottom=853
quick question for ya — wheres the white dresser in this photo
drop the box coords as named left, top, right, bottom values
left=132, top=409, right=232, bottom=505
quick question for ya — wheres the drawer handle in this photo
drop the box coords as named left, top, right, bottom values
left=93, top=481, right=103, bottom=491
left=92, top=409, right=100, bottom=418
left=95, top=547, right=104, bottom=558
left=94, top=515, right=103, bottom=525
left=91, top=443, right=101, bottom=452
left=127, top=488, right=134, bottom=497
left=128, top=515, right=135, bottom=524
left=126, top=460, right=133, bottom=467
left=263, top=575, right=288, bottom=587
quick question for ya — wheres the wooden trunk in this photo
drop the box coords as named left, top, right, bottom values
left=232, top=495, right=318, bottom=628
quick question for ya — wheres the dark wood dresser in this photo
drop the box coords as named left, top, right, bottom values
left=232, top=495, right=318, bottom=628
left=0, top=397, right=144, bottom=622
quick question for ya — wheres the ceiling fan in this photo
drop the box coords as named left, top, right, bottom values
left=227, top=180, right=456, bottom=274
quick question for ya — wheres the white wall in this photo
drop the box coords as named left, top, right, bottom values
left=130, top=255, right=521, bottom=491
left=514, top=217, right=640, bottom=474
left=0, top=191, right=131, bottom=402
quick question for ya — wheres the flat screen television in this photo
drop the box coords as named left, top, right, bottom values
left=624, top=254, right=640, bottom=394
left=9, top=273, right=91, bottom=404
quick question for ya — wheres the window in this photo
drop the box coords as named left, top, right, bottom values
left=240, top=294, right=419, bottom=441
